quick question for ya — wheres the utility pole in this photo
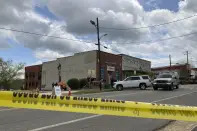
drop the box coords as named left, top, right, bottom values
left=169, top=55, right=171, bottom=71
left=90, top=18, right=108, bottom=91
left=57, top=63, right=61, bottom=82
left=186, top=51, right=189, bottom=78
left=184, top=51, right=190, bottom=79
left=96, top=18, right=102, bottom=91
left=186, top=51, right=189, bottom=65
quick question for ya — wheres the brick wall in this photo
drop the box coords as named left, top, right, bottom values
left=25, top=65, right=42, bottom=90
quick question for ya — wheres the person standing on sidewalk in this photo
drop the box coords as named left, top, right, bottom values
left=111, top=77, right=114, bottom=88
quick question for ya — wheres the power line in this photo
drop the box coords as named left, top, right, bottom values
left=1, top=26, right=197, bottom=47
left=100, top=14, right=197, bottom=31
left=113, top=31, right=197, bottom=44
left=0, top=26, right=123, bottom=54
left=100, top=44, right=123, bottom=54
left=0, top=27, right=95, bottom=44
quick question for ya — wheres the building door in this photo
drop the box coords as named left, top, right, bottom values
left=107, top=71, right=112, bottom=85
left=107, top=65, right=115, bottom=84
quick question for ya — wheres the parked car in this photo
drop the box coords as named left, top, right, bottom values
left=152, top=73, right=179, bottom=91
left=113, top=75, right=152, bottom=91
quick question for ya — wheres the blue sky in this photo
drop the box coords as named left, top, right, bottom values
left=0, top=39, right=37, bottom=64
left=34, top=6, right=59, bottom=21
left=139, top=0, right=180, bottom=12
left=1, top=5, right=59, bottom=65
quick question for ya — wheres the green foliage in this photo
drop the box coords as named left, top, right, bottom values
left=79, top=78, right=88, bottom=89
left=10, top=79, right=24, bottom=90
left=67, top=78, right=80, bottom=90
left=104, top=84, right=111, bottom=89
left=0, top=58, right=24, bottom=90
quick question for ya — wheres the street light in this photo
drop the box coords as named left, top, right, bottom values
left=99, top=33, right=107, bottom=40
left=95, top=43, right=108, bottom=49
left=90, top=20, right=96, bottom=27
left=90, top=18, right=108, bottom=91
left=103, top=46, right=108, bottom=49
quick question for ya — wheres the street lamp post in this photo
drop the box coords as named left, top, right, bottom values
left=90, top=18, right=107, bottom=91
left=57, top=63, right=61, bottom=82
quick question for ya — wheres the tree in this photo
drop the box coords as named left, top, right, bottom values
left=0, top=58, right=24, bottom=90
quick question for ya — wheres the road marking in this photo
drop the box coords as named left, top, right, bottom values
left=81, top=91, right=117, bottom=96
left=80, top=89, right=149, bottom=97
left=152, top=91, right=196, bottom=103
left=28, top=115, right=101, bottom=131
left=82, top=90, right=150, bottom=98
left=105, top=91, right=150, bottom=98
left=29, top=91, right=196, bottom=131
left=0, top=108, right=17, bottom=112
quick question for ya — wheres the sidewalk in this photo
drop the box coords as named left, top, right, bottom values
left=73, top=88, right=114, bottom=95
left=40, top=90, right=79, bottom=95
left=157, top=121, right=197, bottom=131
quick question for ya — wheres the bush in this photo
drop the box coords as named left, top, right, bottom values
left=79, top=78, right=88, bottom=89
left=104, top=84, right=111, bottom=89
left=67, top=78, right=80, bottom=90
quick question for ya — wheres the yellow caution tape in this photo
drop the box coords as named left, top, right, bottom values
left=0, top=91, right=197, bottom=121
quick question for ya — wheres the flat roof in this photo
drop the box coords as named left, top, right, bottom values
left=152, top=64, right=188, bottom=71
left=119, top=54, right=151, bottom=63
left=25, top=64, right=42, bottom=68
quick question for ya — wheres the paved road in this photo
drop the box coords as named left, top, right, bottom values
left=0, top=85, right=197, bottom=131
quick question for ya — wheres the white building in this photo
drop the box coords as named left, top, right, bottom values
left=120, top=54, right=151, bottom=79
left=41, top=51, right=97, bottom=90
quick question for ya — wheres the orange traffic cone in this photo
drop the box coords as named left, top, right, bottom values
left=68, top=87, right=72, bottom=96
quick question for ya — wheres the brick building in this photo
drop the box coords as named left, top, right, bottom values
left=99, top=51, right=122, bottom=84
left=25, top=65, right=42, bottom=90
left=151, top=64, right=190, bottom=79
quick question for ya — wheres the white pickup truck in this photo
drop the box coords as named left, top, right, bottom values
left=113, top=75, right=152, bottom=91
left=152, top=73, right=179, bottom=91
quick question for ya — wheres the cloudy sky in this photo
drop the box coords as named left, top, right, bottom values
left=0, top=0, right=197, bottom=67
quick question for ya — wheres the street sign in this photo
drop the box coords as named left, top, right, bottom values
left=88, top=70, right=96, bottom=78
left=53, top=86, right=62, bottom=96
left=107, top=66, right=115, bottom=71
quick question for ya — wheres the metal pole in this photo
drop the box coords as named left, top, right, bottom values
left=186, top=51, right=189, bottom=78
left=186, top=51, right=189, bottom=65
left=58, top=63, right=61, bottom=82
left=169, top=55, right=171, bottom=71
left=96, top=17, right=102, bottom=91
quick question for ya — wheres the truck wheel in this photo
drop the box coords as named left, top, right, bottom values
left=176, top=85, right=179, bottom=89
left=153, top=86, right=158, bottom=90
left=169, top=83, right=174, bottom=91
left=140, top=83, right=147, bottom=90
left=117, top=85, right=123, bottom=91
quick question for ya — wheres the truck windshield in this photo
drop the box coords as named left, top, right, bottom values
left=142, top=76, right=149, bottom=79
left=158, top=74, right=172, bottom=78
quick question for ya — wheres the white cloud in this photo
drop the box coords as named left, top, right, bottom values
left=0, top=0, right=197, bottom=67
left=179, top=0, right=197, bottom=12
left=16, top=69, right=25, bottom=79
left=34, top=49, right=65, bottom=61
left=27, top=60, right=43, bottom=66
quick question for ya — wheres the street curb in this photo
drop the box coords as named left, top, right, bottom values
left=153, top=120, right=174, bottom=131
